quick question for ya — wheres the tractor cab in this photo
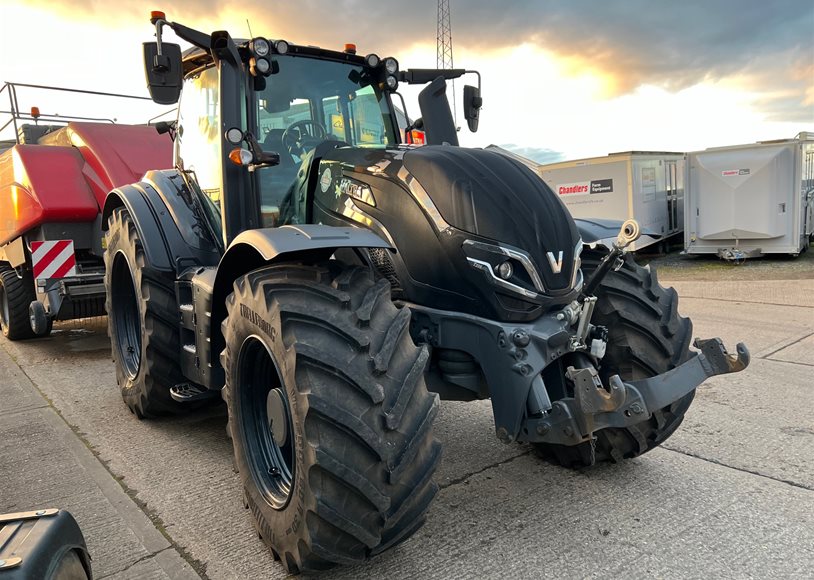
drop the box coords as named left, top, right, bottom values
left=144, top=14, right=482, bottom=243
left=248, top=49, right=401, bottom=226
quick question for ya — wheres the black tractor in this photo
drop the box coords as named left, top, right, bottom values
left=103, top=12, right=750, bottom=573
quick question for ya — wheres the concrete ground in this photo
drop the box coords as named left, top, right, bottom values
left=1, top=268, right=812, bottom=579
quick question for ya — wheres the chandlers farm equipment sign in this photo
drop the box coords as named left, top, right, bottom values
left=557, top=179, right=614, bottom=196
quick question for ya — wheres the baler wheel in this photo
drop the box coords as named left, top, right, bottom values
left=0, top=265, right=37, bottom=340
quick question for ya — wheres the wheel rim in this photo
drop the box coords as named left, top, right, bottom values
left=237, top=336, right=295, bottom=510
left=110, top=253, right=142, bottom=379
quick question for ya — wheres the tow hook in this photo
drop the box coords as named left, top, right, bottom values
left=693, top=337, right=750, bottom=374
left=566, top=366, right=625, bottom=414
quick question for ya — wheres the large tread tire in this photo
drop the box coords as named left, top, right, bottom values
left=0, top=265, right=36, bottom=341
left=104, top=207, right=185, bottom=418
left=222, top=262, right=441, bottom=573
left=536, top=250, right=694, bottom=468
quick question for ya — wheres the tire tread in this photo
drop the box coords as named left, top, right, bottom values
left=535, top=250, right=694, bottom=467
left=222, top=262, right=439, bottom=572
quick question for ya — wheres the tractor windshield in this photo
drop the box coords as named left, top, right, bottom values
left=254, top=55, right=398, bottom=225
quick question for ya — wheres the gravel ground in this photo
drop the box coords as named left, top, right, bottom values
left=636, top=239, right=814, bottom=281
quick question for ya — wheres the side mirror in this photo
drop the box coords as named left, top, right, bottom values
left=463, top=85, right=482, bottom=132
left=143, top=42, right=183, bottom=105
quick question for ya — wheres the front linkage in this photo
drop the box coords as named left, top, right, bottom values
left=530, top=337, right=749, bottom=446
left=408, top=220, right=750, bottom=447
left=409, top=303, right=749, bottom=446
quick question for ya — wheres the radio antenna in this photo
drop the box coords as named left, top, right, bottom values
left=246, top=19, right=254, bottom=38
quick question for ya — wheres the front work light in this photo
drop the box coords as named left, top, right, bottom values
left=384, top=57, right=398, bottom=74
left=365, top=53, right=380, bottom=68
left=255, top=58, right=270, bottom=74
left=250, top=56, right=271, bottom=76
left=385, top=75, right=398, bottom=90
left=274, top=39, right=289, bottom=54
left=251, top=37, right=270, bottom=57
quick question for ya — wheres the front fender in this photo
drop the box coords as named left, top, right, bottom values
left=102, top=169, right=221, bottom=274
left=213, top=224, right=391, bottom=301
left=208, top=224, right=393, bottom=386
left=228, top=224, right=392, bottom=262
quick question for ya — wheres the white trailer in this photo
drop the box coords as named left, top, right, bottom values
left=684, top=132, right=814, bottom=259
left=538, top=152, right=685, bottom=251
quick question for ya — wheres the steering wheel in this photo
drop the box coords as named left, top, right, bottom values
left=282, top=120, right=328, bottom=157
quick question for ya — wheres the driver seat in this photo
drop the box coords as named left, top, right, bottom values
left=259, top=129, right=299, bottom=225
left=263, top=129, right=296, bottom=167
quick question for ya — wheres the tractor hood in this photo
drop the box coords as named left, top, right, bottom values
left=402, top=146, right=581, bottom=294
left=311, top=144, right=583, bottom=321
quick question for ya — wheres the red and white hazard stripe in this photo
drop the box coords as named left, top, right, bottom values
left=31, top=240, right=77, bottom=280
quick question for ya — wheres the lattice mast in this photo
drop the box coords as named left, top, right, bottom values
left=436, top=0, right=457, bottom=125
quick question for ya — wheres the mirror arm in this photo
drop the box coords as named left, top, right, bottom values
left=150, top=17, right=171, bottom=72
left=464, top=70, right=482, bottom=92
left=165, top=20, right=213, bottom=52
left=149, top=17, right=211, bottom=72
left=152, top=17, right=165, bottom=56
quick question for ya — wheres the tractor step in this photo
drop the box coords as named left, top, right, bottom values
left=170, top=383, right=219, bottom=403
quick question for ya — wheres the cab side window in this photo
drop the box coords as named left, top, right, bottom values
left=176, top=67, right=221, bottom=206
left=349, top=85, right=390, bottom=146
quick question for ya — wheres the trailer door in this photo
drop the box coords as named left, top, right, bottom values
left=804, top=144, right=814, bottom=237
left=665, top=160, right=679, bottom=234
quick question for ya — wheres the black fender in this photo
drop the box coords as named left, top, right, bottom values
left=206, top=224, right=393, bottom=387
left=0, top=508, right=92, bottom=580
left=102, top=169, right=221, bottom=274
left=575, top=218, right=661, bottom=250
left=213, top=224, right=393, bottom=301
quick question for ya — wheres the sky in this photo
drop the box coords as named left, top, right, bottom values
left=1, top=0, right=812, bottom=162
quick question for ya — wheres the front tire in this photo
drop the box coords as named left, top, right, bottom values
left=536, top=250, right=694, bottom=467
left=222, top=262, right=441, bottom=573
left=0, top=265, right=36, bottom=340
left=104, top=207, right=184, bottom=418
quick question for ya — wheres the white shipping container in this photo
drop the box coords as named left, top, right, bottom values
left=537, top=152, right=685, bottom=251
left=684, top=133, right=814, bottom=259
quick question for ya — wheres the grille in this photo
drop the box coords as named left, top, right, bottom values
left=368, top=248, right=403, bottom=298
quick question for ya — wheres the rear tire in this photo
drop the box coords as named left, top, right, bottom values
left=104, top=207, right=184, bottom=418
left=0, top=265, right=36, bottom=340
left=222, top=262, right=441, bottom=573
left=536, top=250, right=694, bottom=467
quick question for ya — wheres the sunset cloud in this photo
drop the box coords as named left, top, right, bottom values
left=19, top=0, right=813, bottom=121
left=2, top=1, right=812, bottom=158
